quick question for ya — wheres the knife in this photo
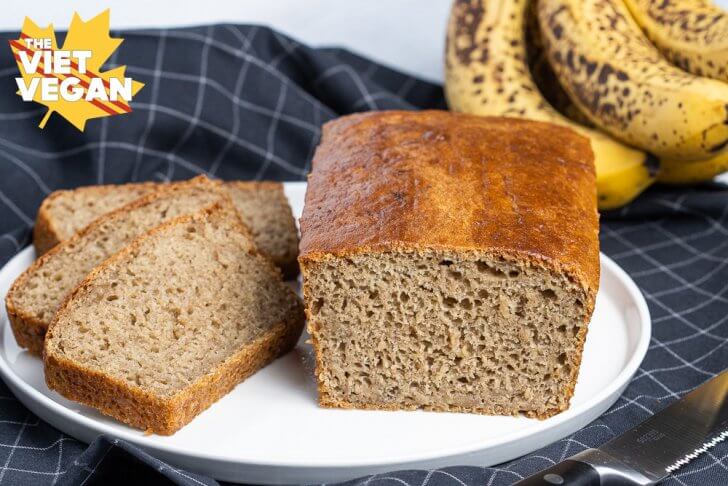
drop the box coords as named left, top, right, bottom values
left=516, top=369, right=728, bottom=485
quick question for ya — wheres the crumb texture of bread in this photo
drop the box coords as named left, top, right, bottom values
left=226, top=181, right=299, bottom=278
left=34, top=182, right=157, bottom=255
left=300, top=110, right=600, bottom=418
left=33, top=179, right=299, bottom=277
left=44, top=206, right=304, bottom=434
left=7, top=178, right=226, bottom=354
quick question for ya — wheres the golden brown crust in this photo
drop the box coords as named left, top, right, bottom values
left=33, top=191, right=64, bottom=256
left=44, top=321, right=301, bottom=434
left=299, top=110, right=600, bottom=297
left=43, top=205, right=305, bottom=434
left=299, top=110, right=600, bottom=416
left=33, top=182, right=159, bottom=256
left=4, top=309, right=46, bottom=356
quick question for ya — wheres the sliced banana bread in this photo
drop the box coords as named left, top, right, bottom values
left=44, top=204, right=304, bottom=434
left=226, top=181, right=299, bottom=279
left=34, top=182, right=157, bottom=255
left=6, top=177, right=229, bottom=355
left=299, top=111, right=600, bottom=419
left=33, top=180, right=299, bottom=277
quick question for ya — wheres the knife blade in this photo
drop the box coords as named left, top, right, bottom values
left=516, top=369, right=728, bottom=485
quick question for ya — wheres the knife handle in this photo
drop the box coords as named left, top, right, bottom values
left=516, top=459, right=602, bottom=485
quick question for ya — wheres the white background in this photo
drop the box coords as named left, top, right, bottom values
left=3, top=0, right=728, bottom=182
left=1, top=1, right=452, bottom=83
left=3, top=0, right=728, bottom=83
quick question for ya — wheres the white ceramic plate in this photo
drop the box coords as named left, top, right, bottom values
left=0, top=182, right=650, bottom=484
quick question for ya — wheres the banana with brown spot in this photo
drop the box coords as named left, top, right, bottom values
left=623, top=0, right=728, bottom=82
left=526, top=3, right=727, bottom=183
left=537, top=0, right=728, bottom=161
left=445, top=0, right=658, bottom=210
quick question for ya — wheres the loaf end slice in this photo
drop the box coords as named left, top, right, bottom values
left=226, top=181, right=299, bottom=279
left=33, top=179, right=300, bottom=278
left=7, top=177, right=227, bottom=355
left=44, top=204, right=304, bottom=434
left=34, top=182, right=157, bottom=255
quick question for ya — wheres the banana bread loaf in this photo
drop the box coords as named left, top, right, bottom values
left=299, top=110, right=600, bottom=419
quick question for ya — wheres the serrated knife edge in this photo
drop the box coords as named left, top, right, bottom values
left=517, top=369, right=728, bottom=485
left=665, top=428, right=728, bottom=474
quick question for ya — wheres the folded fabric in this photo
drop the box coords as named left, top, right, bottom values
left=0, top=24, right=725, bottom=486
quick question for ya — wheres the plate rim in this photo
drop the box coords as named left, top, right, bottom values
left=0, top=236, right=650, bottom=471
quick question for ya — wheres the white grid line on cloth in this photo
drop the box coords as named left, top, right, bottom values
left=670, top=451, right=728, bottom=486
left=0, top=437, right=74, bottom=451
left=603, top=225, right=728, bottom=304
left=97, top=111, right=109, bottom=184
left=0, top=149, right=51, bottom=195
left=633, top=338, right=724, bottom=382
left=431, top=470, right=471, bottom=486
left=651, top=219, right=728, bottom=262
left=50, top=432, right=63, bottom=486
left=132, top=102, right=308, bottom=176
left=209, top=26, right=259, bottom=176
left=649, top=252, right=728, bottom=299
left=607, top=214, right=724, bottom=259
left=0, top=66, right=19, bottom=77
left=658, top=310, right=728, bottom=346
left=652, top=277, right=728, bottom=318
left=0, top=137, right=212, bottom=178
left=79, top=440, right=114, bottom=486
left=96, top=46, right=121, bottom=184
left=0, top=190, right=33, bottom=226
left=314, top=64, right=378, bottom=110
left=604, top=192, right=726, bottom=257
left=116, top=64, right=322, bottom=133
left=647, top=288, right=728, bottom=334
left=269, top=30, right=301, bottom=70
left=0, top=108, right=45, bottom=121
left=352, top=91, right=399, bottom=109
left=255, top=81, right=288, bottom=179
left=165, top=464, right=208, bottom=486
left=0, top=234, right=20, bottom=252
left=224, top=25, right=259, bottom=57
left=630, top=233, right=728, bottom=278
left=164, top=25, right=214, bottom=181
left=304, top=104, right=322, bottom=175
left=643, top=282, right=728, bottom=338
left=396, top=76, right=417, bottom=98
left=150, top=29, right=326, bottom=109
left=131, top=29, right=168, bottom=182
left=0, top=413, right=31, bottom=483
left=649, top=290, right=728, bottom=330
left=654, top=197, right=728, bottom=238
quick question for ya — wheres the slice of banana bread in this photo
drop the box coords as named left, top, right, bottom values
left=226, top=181, right=299, bottom=279
left=299, top=111, right=600, bottom=419
left=33, top=182, right=157, bottom=255
left=33, top=180, right=299, bottom=277
left=44, top=204, right=304, bottom=435
left=6, top=177, right=228, bottom=355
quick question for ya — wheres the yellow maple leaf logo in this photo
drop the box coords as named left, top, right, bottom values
left=9, top=9, right=144, bottom=131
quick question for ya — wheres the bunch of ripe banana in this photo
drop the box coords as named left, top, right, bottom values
left=444, top=0, right=728, bottom=210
